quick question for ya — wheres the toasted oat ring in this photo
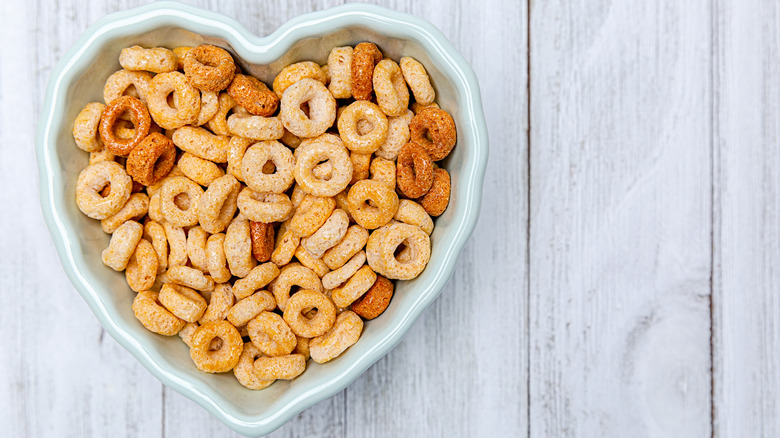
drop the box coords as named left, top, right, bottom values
left=420, top=167, right=450, bottom=217
left=350, top=152, right=371, bottom=185
left=301, top=209, right=349, bottom=259
left=249, top=221, right=275, bottom=263
left=309, top=311, right=363, bottom=364
left=101, top=220, right=143, bottom=271
left=186, top=226, right=209, bottom=272
left=160, top=176, right=204, bottom=227
left=253, top=354, right=306, bottom=381
left=290, top=195, right=337, bottom=238
left=190, top=321, right=243, bottom=373
left=227, top=290, right=276, bottom=327
left=269, top=262, right=323, bottom=311
left=241, top=141, right=295, bottom=194
left=224, top=217, right=257, bottom=278
left=294, top=246, right=330, bottom=278
left=98, top=96, right=151, bottom=157
left=322, top=225, right=369, bottom=270
left=172, top=126, right=230, bottom=163
left=196, top=174, right=240, bottom=234
left=163, top=222, right=188, bottom=268
left=104, top=69, right=153, bottom=105
left=73, top=102, right=105, bottom=152
left=205, top=92, right=237, bottom=135
left=205, top=234, right=231, bottom=284
left=125, top=239, right=158, bottom=292
left=144, top=221, right=168, bottom=274
left=376, top=109, right=413, bottom=160
left=396, top=143, right=434, bottom=198
left=178, top=152, right=225, bottom=187
left=101, top=192, right=148, bottom=234
left=89, top=147, right=116, bottom=165
left=126, top=132, right=175, bottom=186
left=195, top=90, right=220, bottom=126
left=337, top=101, right=388, bottom=154
left=410, top=107, right=456, bottom=161
left=351, top=42, right=382, bottom=101
left=178, top=322, right=199, bottom=347
left=400, top=57, right=435, bottom=106
left=327, top=46, right=353, bottom=98
left=172, top=46, right=192, bottom=70
left=159, top=282, right=208, bottom=322
left=347, top=180, right=399, bottom=230
left=228, top=74, right=279, bottom=116
left=366, top=222, right=431, bottom=280
left=279, top=78, right=337, bottom=139
left=167, top=266, right=215, bottom=292
left=199, top=282, right=234, bottom=324
left=234, top=342, right=274, bottom=390
left=227, top=113, right=284, bottom=140
left=272, top=61, right=327, bottom=98
left=350, top=274, right=394, bottom=320
left=238, top=189, right=292, bottom=223
left=248, top=311, right=297, bottom=357
left=147, top=71, right=200, bottom=129
left=233, top=262, right=280, bottom=300
left=282, top=290, right=336, bottom=338
left=271, top=220, right=300, bottom=267
left=370, top=156, right=396, bottom=189
left=394, top=199, right=433, bottom=235
left=280, top=128, right=302, bottom=149
left=331, top=265, right=377, bottom=308
left=294, top=336, right=310, bottom=360
left=373, top=59, right=409, bottom=117
left=133, top=291, right=186, bottom=336
left=76, top=161, right=132, bottom=220
left=183, top=44, right=236, bottom=92
left=293, top=135, right=352, bottom=197
left=226, top=136, right=253, bottom=182
left=119, top=45, right=177, bottom=73
left=322, top=250, right=366, bottom=290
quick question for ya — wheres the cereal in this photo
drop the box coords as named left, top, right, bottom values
left=126, top=132, right=176, bottom=186
left=227, top=113, right=284, bottom=141
left=101, top=192, right=148, bottom=234
left=373, top=59, right=409, bottom=117
left=189, top=321, right=243, bottom=373
left=294, top=336, right=311, bottom=360
left=309, top=311, right=363, bottom=364
left=178, top=152, right=225, bottom=187
left=394, top=199, right=434, bottom=235
left=183, top=44, right=236, bottom=92
left=89, top=147, right=116, bottom=165
left=271, top=220, right=300, bottom=267
left=411, top=101, right=439, bottom=115
left=195, top=91, right=220, bottom=126
left=125, top=239, right=158, bottom=292
left=167, top=266, right=215, bottom=292
left=420, top=167, right=450, bottom=217
left=331, top=265, right=377, bottom=308
left=253, top=354, right=306, bottom=380
left=294, top=246, right=330, bottom=278
left=396, top=143, right=434, bottom=198
left=347, top=179, right=399, bottom=230
left=132, top=291, right=186, bottom=336
left=272, top=61, right=327, bottom=98
left=400, top=57, right=435, bottom=106
left=350, top=275, right=394, bottom=320
left=293, top=134, right=352, bottom=197
left=409, top=106, right=456, bottom=161
left=327, top=46, right=353, bottom=99
left=232, top=262, right=280, bottom=300
left=337, top=101, right=388, bottom=154
left=282, top=289, right=336, bottom=338
left=72, top=102, right=105, bottom=152
left=178, top=322, right=199, bottom=348
left=280, top=128, right=302, bottom=149
left=199, top=282, right=234, bottom=324
left=104, top=70, right=153, bottom=105
left=322, top=250, right=367, bottom=290
left=205, top=92, right=237, bottom=135
left=366, top=222, right=430, bottom=280
left=196, top=174, right=240, bottom=234
left=369, top=156, right=396, bottom=189
left=159, top=282, right=208, bottom=322
left=146, top=71, right=200, bottom=129
left=163, top=222, right=188, bottom=269
left=238, top=189, right=292, bottom=223
left=143, top=220, right=168, bottom=274
left=172, top=126, right=230, bottom=163
left=227, top=74, right=278, bottom=116
left=240, top=141, right=295, bottom=194
left=226, top=136, right=253, bottom=182
left=248, top=311, right=297, bottom=357
left=234, top=342, right=274, bottom=390
left=119, top=46, right=177, bottom=73
left=160, top=176, right=203, bottom=227
left=279, top=78, right=336, bottom=138
left=322, top=225, right=369, bottom=270
left=290, top=195, right=336, bottom=238
left=301, top=209, right=349, bottom=258
left=224, top=216, right=257, bottom=278
left=227, top=290, right=276, bottom=327
left=269, top=262, right=323, bottom=311
left=99, top=96, right=151, bottom=156
left=351, top=42, right=382, bottom=101
left=102, top=220, right=143, bottom=271
left=206, top=234, right=232, bottom=284
left=249, top=221, right=275, bottom=262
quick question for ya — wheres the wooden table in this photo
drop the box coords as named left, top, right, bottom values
left=1, top=0, right=776, bottom=436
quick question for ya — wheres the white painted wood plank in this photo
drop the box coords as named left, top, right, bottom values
left=528, top=1, right=713, bottom=436
left=712, top=0, right=780, bottom=436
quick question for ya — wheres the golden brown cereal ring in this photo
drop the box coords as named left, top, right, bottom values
left=196, top=174, right=240, bottom=234
left=178, top=322, right=199, bottom=347
left=126, top=132, right=176, bottom=186
left=190, top=321, right=243, bottom=373
left=159, top=283, right=208, bottom=322
left=234, top=342, right=274, bottom=390
left=370, top=156, right=396, bottom=189
left=253, top=354, right=306, bottom=380
left=228, top=74, right=278, bottom=116
left=240, top=141, right=295, bottom=194
left=248, top=311, right=297, bottom=357
left=73, top=102, right=105, bottom=152
left=232, top=262, right=281, bottom=300
left=419, top=167, right=450, bottom=217
left=104, top=70, right=153, bottom=105
left=172, top=46, right=192, bottom=70
left=322, top=225, right=369, bottom=270
left=272, top=61, right=327, bottom=97
left=172, top=126, right=230, bottom=163
left=347, top=180, right=399, bottom=230
left=410, top=107, right=456, bottom=161
left=227, top=290, right=276, bottom=327
left=100, top=192, right=148, bottom=234
left=295, top=336, right=310, bottom=360
left=350, top=274, right=394, bottom=320
left=279, top=78, right=337, bottom=138
left=76, top=161, right=132, bottom=219
left=178, top=152, right=225, bottom=187
left=183, top=44, right=237, bottom=92
left=250, top=221, right=275, bottom=263
left=327, top=46, right=353, bottom=98
left=125, top=239, right=158, bottom=292
left=396, top=143, right=434, bottom=198
left=282, top=290, right=336, bottom=338
left=349, top=152, right=371, bottom=185
left=295, top=246, right=330, bottom=278
left=331, top=265, right=377, bottom=308
left=309, top=310, right=363, bottom=363
left=301, top=209, right=349, bottom=258
left=147, top=191, right=164, bottom=222
left=394, top=199, right=433, bottom=235
left=337, top=101, right=388, bottom=154
left=271, top=220, right=300, bottom=267
left=322, top=250, right=366, bottom=290
left=226, top=136, right=253, bottom=182
left=280, top=128, right=302, bottom=149
left=119, top=45, right=177, bottom=73
left=132, top=290, right=186, bottom=336
left=205, top=92, right=237, bottom=135
left=163, top=222, right=188, bottom=269
left=269, top=262, right=323, bottom=311
left=350, top=42, right=382, bottom=101
left=167, top=266, right=215, bottom=292
left=366, top=222, right=431, bottom=280
left=206, top=234, right=231, bottom=284
left=411, top=101, right=440, bottom=115
left=238, top=189, right=292, bottom=223
left=399, top=57, right=435, bottom=106
left=102, top=220, right=143, bottom=271
left=227, top=113, right=284, bottom=140
left=373, top=59, right=409, bottom=117
left=160, top=176, right=203, bottom=227
left=99, top=96, right=151, bottom=157
left=224, top=216, right=257, bottom=278
left=147, top=71, right=200, bottom=129
left=143, top=221, right=168, bottom=274
left=89, top=147, right=116, bottom=165
left=199, top=282, right=234, bottom=324
left=293, top=134, right=352, bottom=197
left=333, top=190, right=353, bottom=221
left=195, top=90, right=220, bottom=126
left=290, top=195, right=336, bottom=238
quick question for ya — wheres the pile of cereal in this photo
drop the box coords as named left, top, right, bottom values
left=72, top=42, right=454, bottom=389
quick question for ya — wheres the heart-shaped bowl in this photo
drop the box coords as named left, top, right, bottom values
left=36, top=2, right=488, bottom=435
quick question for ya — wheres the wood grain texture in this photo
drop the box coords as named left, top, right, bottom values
left=528, top=0, right=713, bottom=436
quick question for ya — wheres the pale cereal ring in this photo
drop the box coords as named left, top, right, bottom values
left=99, top=96, right=151, bottom=156
left=172, top=126, right=230, bottom=163
left=250, top=221, right=275, bottom=263
left=373, top=59, right=409, bottom=117
left=394, top=199, right=433, bottom=235
left=400, top=56, right=435, bottom=105
left=349, top=152, right=371, bottom=185
left=205, top=92, right=237, bottom=135
left=126, top=132, right=176, bottom=186
left=420, top=167, right=450, bottom=217
left=89, top=147, right=116, bottom=165
left=411, top=101, right=439, bottom=115
left=238, top=189, right=292, bottom=223
left=322, top=225, right=369, bottom=270
left=293, top=134, right=352, bottom=197
left=160, top=176, right=204, bottom=227
left=331, top=265, right=377, bottom=308
left=119, top=45, right=177, bottom=73
left=272, top=61, right=327, bottom=98
left=196, top=174, right=240, bottom=234
left=333, top=190, right=352, bottom=219
left=289, top=195, right=336, bottom=238
left=190, top=321, right=243, bottom=373
left=227, top=290, right=276, bottom=327
left=282, top=290, right=336, bottom=338
left=253, top=354, right=306, bottom=380
left=101, top=220, right=143, bottom=271
left=234, top=342, right=274, bottom=390
left=232, top=262, right=280, bottom=300
left=178, top=322, right=199, bottom=347
left=396, top=142, right=434, bottom=198
left=199, top=282, right=234, bottom=324
left=347, top=180, right=399, bottom=230
left=101, top=192, right=148, bottom=233
left=227, top=74, right=279, bottom=116
left=125, top=239, right=158, bottom=292
left=248, top=311, right=297, bottom=357
left=280, top=128, right=302, bottom=149
left=290, top=184, right=307, bottom=209
left=226, top=136, right=253, bottom=182
left=146, top=71, right=200, bottom=129
left=178, top=152, right=225, bottom=187
left=337, top=101, right=388, bottom=154
left=147, top=191, right=164, bottom=222
left=301, top=209, right=349, bottom=258
left=327, top=46, right=353, bottom=99
left=309, top=311, right=363, bottom=364
left=350, top=274, right=394, bottom=320
left=410, top=106, right=456, bottom=161
left=224, top=216, right=257, bottom=278
left=350, top=42, right=382, bottom=101
left=172, top=46, right=192, bottom=70
left=227, top=113, right=284, bottom=141
left=271, top=220, right=299, bottom=267
left=206, top=234, right=231, bottom=284
left=73, top=102, right=105, bottom=152
left=322, top=251, right=366, bottom=290
left=159, top=282, right=208, bottom=322
left=183, top=44, right=237, bottom=92
left=295, top=246, right=330, bottom=278
left=366, top=222, right=431, bottom=280
left=240, top=141, right=295, bottom=194
left=195, top=91, right=220, bottom=126
left=370, top=156, right=396, bottom=189
left=104, top=69, right=153, bottom=105
left=269, top=262, right=323, bottom=311
left=312, top=161, right=333, bottom=181
left=143, top=220, right=168, bottom=274
left=132, top=290, right=185, bottom=336
left=168, top=264, right=214, bottom=292
left=163, top=222, right=188, bottom=268
left=279, top=78, right=336, bottom=138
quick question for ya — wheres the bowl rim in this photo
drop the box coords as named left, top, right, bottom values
left=35, top=2, right=489, bottom=435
